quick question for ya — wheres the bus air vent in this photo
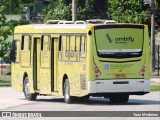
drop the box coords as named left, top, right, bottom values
left=80, top=74, right=86, bottom=90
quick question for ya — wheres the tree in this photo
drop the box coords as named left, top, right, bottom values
left=108, top=0, right=150, bottom=24
left=41, top=0, right=160, bottom=27
left=0, top=3, right=30, bottom=62
left=42, top=0, right=109, bottom=22
left=77, top=0, right=108, bottom=20
left=0, top=5, right=12, bottom=62
left=0, top=0, right=23, bottom=14
left=42, top=0, right=72, bottom=22
left=155, top=0, right=160, bottom=29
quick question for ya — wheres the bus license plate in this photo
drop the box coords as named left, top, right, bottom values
left=115, top=74, right=126, bottom=79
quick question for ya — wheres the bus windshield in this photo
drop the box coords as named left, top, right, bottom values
left=95, top=27, right=144, bottom=58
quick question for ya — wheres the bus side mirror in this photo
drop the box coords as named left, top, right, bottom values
left=10, top=49, right=16, bottom=62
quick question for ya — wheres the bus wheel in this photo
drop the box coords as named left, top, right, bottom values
left=63, top=79, right=74, bottom=104
left=109, top=94, right=129, bottom=103
left=23, top=77, right=37, bottom=101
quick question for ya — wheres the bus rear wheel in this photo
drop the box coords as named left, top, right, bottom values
left=109, top=94, right=129, bottom=103
left=23, top=77, right=37, bottom=101
left=63, top=79, right=74, bottom=104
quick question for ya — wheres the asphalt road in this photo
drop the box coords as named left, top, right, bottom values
left=0, top=87, right=160, bottom=120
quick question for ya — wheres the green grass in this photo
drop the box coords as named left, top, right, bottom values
left=0, top=76, right=11, bottom=86
left=151, top=85, right=160, bottom=91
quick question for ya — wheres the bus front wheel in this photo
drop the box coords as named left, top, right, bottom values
left=23, top=77, right=37, bottom=101
left=109, top=94, right=129, bottom=103
left=63, top=79, right=74, bottom=104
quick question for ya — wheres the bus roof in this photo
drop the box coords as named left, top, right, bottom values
left=14, top=23, right=145, bottom=34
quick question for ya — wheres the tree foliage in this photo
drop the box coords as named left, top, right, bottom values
left=42, top=0, right=160, bottom=28
left=155, top=0, right=160, bottom=29
left=0, top=3, right=29, bottom=62
left=0, top=5, right=12, bottom=62
left=77, top=0, right=108, bottom=20
left=0, top=0, right=23, bottom=14
left=42, top=0, right=109, bottom=21
left=42, top=0, right=72, bottom=21
left=108, top=0, right=150, bottom=24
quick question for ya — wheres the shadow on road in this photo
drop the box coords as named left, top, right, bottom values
left=34, top=97, right=160, bottom=106
left=36, top=98, right=64, bottom=103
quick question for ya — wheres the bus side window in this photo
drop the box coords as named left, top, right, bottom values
left=21, top=36, right=24, bottom=50
left=48, top=36, right=51, bottom=51
left=58, top=36, right=62, bottom=61
left=70, top=36, right=75, bottom=52
left=75, top=36, right=80, bottom=52
left=15, top=41, right=20, bottom=62
left=41, top=36, right=44, bottom=51
left=42, top=36, right=51, bottom=51
left=41, top=36, right=51, bottom=67
left=21, top=36, right=31, bottom=50
left=67, top=36, right=70, bottom=51
left=59, top=36, right=62, bottom=51
left=80, top=36, right=86, bottom=53
left=10, top=40, right=20, bottom=62
left=62, top=36, right=67, bottom=52
left=20, top=35, right=31, bottom=66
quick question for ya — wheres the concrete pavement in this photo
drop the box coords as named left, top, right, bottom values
left=150, top=77, right=160, bottom=85
left=0, top=87, right=33, bottom=110
left=0, top=77, right=159, bottom=110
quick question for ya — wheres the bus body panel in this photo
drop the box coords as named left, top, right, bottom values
left=88, top=79, right=150, bottom=94
left=88, top=25, right=150, bottom=95
left=93, top=26, right=146, bottom=79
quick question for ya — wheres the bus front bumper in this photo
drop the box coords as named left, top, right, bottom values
left=88, top=79, right=150, bottom=94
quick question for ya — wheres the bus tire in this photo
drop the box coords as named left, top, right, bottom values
left=23, top=77, right=37, bottom=101
left=63, top=79, right=74, bottom=104
left=109, top=94, right=129, bottom=103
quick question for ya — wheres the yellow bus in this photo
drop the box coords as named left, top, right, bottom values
left=10, top=20, right=150, bottom=104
